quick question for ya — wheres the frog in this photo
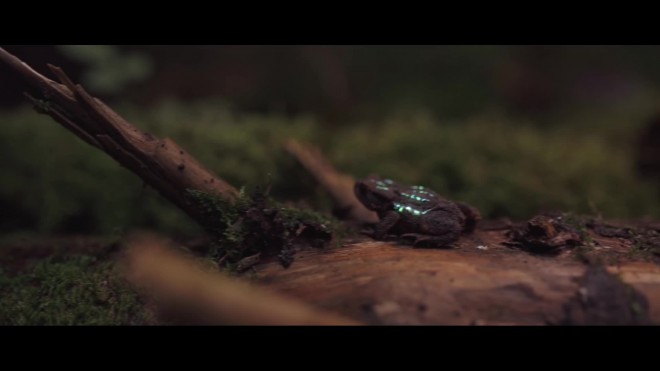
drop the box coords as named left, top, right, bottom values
left=354, top=175, right=481, bottom=247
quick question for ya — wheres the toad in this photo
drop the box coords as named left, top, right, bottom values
left=354, top=176, right=480, bottom=247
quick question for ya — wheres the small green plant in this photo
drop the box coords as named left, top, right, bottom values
left=186, top=186, right=343, bottom=268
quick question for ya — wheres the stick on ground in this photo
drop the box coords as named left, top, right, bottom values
left=0, top=47, right=237, bottom=226
left=122, top=233, right=361, bottom=325
left=284, top=138, right=378, bottom=224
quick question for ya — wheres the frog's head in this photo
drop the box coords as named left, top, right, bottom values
left=354, top=175, right=397, bottom=212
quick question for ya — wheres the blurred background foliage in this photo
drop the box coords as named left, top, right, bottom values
left=56, top=45, right=153, bottom=95
left=1, top=45, right=659, bottom=237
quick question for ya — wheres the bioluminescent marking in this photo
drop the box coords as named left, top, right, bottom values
left=374, top=179, right=392, bottom=191
left=411, top=187, right=435, bottom=197
left=400, top=192, right=431, bottom=203
left=393, top=202, right=430, bottom=216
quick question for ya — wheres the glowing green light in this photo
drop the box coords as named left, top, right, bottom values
left=400, top=192, right=430, bottom=203
left=393, top=202, right=429, bottom=216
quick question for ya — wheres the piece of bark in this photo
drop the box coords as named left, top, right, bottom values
left=121, top=233, right=360, bottom=325
left=0, top=47, right=237, bottom=226
left=505, top=215, right=583, bottom=253
left=284, top=138, right=378, bottom=224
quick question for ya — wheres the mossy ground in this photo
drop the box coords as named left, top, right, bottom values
left=1, top=97, right=660, bottom=324
left=0, top=252, right=153, bottom=325
left=186, top=187, right=341, bottom=269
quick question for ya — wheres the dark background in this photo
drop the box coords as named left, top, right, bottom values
left=1, top=45, right=660, bottom=236
left=4, top=45, right=660, bottom=119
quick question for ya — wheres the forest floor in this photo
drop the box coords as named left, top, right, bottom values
left=2, top=47, right=660, bottom=325
left=2, top=217, right=659, bottom=325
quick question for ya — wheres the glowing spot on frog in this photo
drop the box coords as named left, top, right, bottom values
left=400, top=192, right=430, bottom=202
left=384, top=179, right=395, bottom=185
left=393, top=202, right=429, bottom=216
left=373, top=180, right=390, bottom=191
left=408, top=186, right=438, bottom=199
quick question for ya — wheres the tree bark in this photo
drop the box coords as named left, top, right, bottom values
left=256, top=233, right=660, bottom=325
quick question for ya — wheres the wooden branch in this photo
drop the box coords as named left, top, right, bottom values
left=0, top=47, right=237, bottom=226
left=122, top=233, right=361, bottom=325
left=284, top=138, right=378, bottom=224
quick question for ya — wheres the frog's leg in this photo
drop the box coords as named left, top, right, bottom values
left=400, top=215, right=462, bottom=248
left=399, top=232, right=460, bottom=248
left=455, top=201, right=481, bottom=232
left=373, top=211, right=400, bottom=239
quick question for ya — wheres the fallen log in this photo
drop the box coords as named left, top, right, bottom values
left=256, top=236, right=659, bottom=325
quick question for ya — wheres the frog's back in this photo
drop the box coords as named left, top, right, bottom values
left=396, top=184, right=445, bottom=208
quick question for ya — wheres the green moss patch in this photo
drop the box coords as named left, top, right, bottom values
left=186, top=187, right=342, bottom=270
left=0, top=254, right=152, bottom=325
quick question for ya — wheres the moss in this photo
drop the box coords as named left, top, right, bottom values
left=185, top=187, right=253, bottom=263
left=1, top=100, right=660, bottom=236
left=0, top=254, right=152, bottom=325
left=186, top=187, right=342, bottom=268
